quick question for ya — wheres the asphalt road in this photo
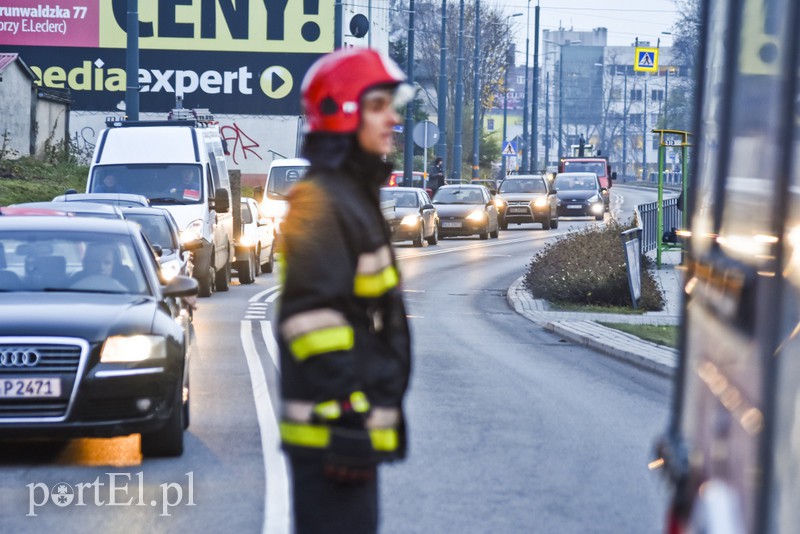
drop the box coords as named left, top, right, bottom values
left=0, top=185, right=673, bottom=533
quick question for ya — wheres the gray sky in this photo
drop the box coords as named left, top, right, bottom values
left=488, top=0, right=680, bottom=49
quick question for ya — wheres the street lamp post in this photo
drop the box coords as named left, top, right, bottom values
left=471, top=0, right=481, bottom=179
left=452, top=0, right=465, bottom=182
left=531, top=1, right=540, bottom=172
left=403, top=0, right=416, bottom=187
left=521, top=0, right=531, bottom=172
left=500, top=13, right=523, bottom=179
left=622, top=64, right=628, bottom=181
left=557, top=44, right=563, bottom=161
left=435, top=0, right=447, bottom=178
left=544, top=71, right=549, bottom=168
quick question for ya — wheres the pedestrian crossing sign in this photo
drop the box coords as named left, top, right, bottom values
left=502, top=141, right=516, bottom=156
left=634, top=47, right=659, bottom=73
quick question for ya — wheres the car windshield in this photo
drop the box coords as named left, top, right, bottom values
left=433, top=188, right=484, bottom=205
left=0, top=231, right=150, bottom=294
left=562, top=161, right=606, bottom=177
left=267, top=166, right=308, bottom=199
left=124, top=213, right=177, bottom=250
left=499, top=179, right=546, bottom=194
left=89, top=164, right=203, bottom=205
left=554, top=176, right=597, bottom=191
left=380, top=190, right=419, bottom=208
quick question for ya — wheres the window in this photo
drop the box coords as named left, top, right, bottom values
left=652, top=89, right=664, bottom=102
left=487, top=119, right=495, bottom=131
left=630, top=89, right=643, bottom=101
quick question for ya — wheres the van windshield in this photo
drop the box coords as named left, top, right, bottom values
left=267, top=166, right=308, bottom=199
left=90, top=164, right=204, bottom=205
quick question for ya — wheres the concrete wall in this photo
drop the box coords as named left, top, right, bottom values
left=70, top=111, right=303, bottom=188
left=34, top=98, right=68, bottom=156
left=0, top=61, right=33, bottom=157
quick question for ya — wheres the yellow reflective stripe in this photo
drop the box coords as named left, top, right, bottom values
left=354, top=266, right=399, bottom=297
left=280, top=422, right=330, bottom=448
left=350, top=391, right=371, bottom=413
left=282, top=308, right=350, bottom=341
left=313, top=400, right=341, bottom=420
left=289, top=326, right=354, bottom=361
left=369, top=428, right=399, bottom=451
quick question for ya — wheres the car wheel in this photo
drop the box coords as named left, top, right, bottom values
left=427, top=223, right=439, bottom=245
left=238, top=251, right=256, bottom=284
left=551, top=217, right=559, bottom=229
left=197, top=266, right=214, bottom=298
left=182, top=376, right=190, bottom=430
left=490, top=225, right=499, bottom=238
left=542, top=216, right=551, bottom=230
left=140, top=384, right=184, bottom=457
left=500, top=221, right=508, bottom=230
left=215, top=260, right=230, bottom=292
left=595, top=213, right=604, bottom=221
left=261, top=245, right=275, bottom=274
left=412, top=224, right=425, bottom=247
left=479, top=226, right=489, bottom=240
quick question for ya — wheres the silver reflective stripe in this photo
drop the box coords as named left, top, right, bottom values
left=283, top=400, right=400, bottom=429
left=281, top=308, right=350, bottom=341
left=356, top=246, right=393, bottom=276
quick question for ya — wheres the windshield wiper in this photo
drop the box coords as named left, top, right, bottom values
left=149, top=197, right=188, bottom=205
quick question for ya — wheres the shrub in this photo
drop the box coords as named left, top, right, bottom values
left=524, top=219, right=664, bottom=311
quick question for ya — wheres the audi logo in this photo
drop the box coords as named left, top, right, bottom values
left=0, top=349, right=41, bottom=367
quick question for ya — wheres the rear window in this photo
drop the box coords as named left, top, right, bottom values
left=267, top=166, right=308, bottom=199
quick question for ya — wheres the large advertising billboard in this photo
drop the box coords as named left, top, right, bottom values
left=0, top=0, right=334, bottom=114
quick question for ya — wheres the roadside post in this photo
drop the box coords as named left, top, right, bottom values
left=620, top=227, right=643, bottom=309
left=652, top=129, right=691, bottom=268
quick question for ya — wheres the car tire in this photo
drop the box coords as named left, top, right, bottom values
left=261, top=246, right=275, bottom=274
left=500, top=221, right=508, bottom=230
left=551, top=217, right=559, bottom=229
left=427, top=224, right=439, bottom=245
left=215, top=260, right=230, bottom=292
left=238, top=251, right=256, bottom=284
left=412, top=224, right=425, bottom=247
left=490, top=225, right=499, bottom=238
left=595, top=213, right=604, bottom=221
left=140, top=384, right=184, bottom=457
left=479, top=226, right=489, bottom=240
left=197, top=266, right=214, bottom=298
left=542, top=216, right=551, bottom=230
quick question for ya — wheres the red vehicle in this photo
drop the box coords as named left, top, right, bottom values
left=557, top=156, right=616, bottom=210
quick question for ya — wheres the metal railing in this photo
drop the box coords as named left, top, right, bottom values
left=636, top=196, right=681, bottom=253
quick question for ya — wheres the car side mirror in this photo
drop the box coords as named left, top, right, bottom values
left=257, top=217, right=271, bottom=227
left=181, top=238, right=203, bottom=252
left=254, top=185, right=264, bottom=203
left=421, top=203, right=434, bottom=211
left=163, top=274, right=199, bottom=298
left=151, top=244, right=163, bottom=257
left=550, top=188, right=557, bottom=193
left=212, top=188, right=230, bottom=213
left=601, top=187, right=608, bottom=194
left=611, top=172, right=617, bottom=180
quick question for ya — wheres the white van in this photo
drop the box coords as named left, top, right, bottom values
left=261, top=158, right=309, bottom=233
left=87, top=116, right=233, bottom=297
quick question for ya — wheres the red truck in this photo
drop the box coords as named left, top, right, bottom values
left=558, top=150, right=616, bottom=211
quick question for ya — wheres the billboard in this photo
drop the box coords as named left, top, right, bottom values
left=0, top=0, right=334, bottom=114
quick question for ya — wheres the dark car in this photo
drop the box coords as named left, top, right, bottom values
left=380, top=187, right=439, bottom=247
left=553, top=172, right=605, bottom=221
left=52, top=192, right=151, bottom=207
left=496, top=175, right=559, bottom=230
left=433, top=184, right=500, bottom=240
left=0, top=216, right=198, bottom=457
left=10, top=201, right=125, bottom=220
left=121, top=206, right=198, bottom=282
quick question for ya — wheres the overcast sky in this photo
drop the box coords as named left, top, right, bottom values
left=487, top=0, right=681, bottom=49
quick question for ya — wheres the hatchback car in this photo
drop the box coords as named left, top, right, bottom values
left=121, top=206, right=197, bottom=282
left=380, top=187, right=439, bottom=247
left=0, top=216, right=198, bottom=457
left=433, top=184, right=500, bottom=240
left=496, top=175, right=559, bottom=230
left=553, top=172, right=605, bottom=221
left=235, top=197, right=275, bottom=283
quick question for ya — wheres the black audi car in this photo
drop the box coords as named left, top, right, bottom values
left=0, top=216, right=197, bottom=457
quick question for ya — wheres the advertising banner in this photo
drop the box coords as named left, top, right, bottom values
left=0, top=0, right=334, bottom=114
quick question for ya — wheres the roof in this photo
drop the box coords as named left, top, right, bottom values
left=269, top=158, right=309, bottom=168
left=0, top=214, right=135, bottom=233
left=0, top=53, right=37, bottom=80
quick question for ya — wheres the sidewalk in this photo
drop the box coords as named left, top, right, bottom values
left=507, top=250, right=683, bottom=377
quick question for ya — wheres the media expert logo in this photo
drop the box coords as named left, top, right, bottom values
left=27, top=472, right=195, bottom=518
left=27, top=60, right=293, bottom=100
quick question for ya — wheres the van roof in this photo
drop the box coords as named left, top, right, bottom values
left=269, top=158, right=309, bottom=168
left=97, top=126, right=202, bottom=164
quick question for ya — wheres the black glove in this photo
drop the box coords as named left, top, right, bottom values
left=323, top=410, right=376, bottom=484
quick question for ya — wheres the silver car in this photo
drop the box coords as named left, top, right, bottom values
left=380, top=187, right=439, bottom=247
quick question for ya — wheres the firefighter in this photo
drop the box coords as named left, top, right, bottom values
left=277, top=48, right=413, bottom=534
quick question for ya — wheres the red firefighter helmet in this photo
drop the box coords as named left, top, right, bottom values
left=301, top=48, right=407, bottom=134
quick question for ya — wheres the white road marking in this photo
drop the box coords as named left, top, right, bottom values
left=240, top=321, right=291, bottom=534
left=395, top=233, right=557, bottom=260
left=260, top=320, right=280, bottom=370
left=250, top=285, right=281, bottom=303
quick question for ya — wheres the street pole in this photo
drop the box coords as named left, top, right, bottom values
left=544, top=71, right=550, bottom=168
left=452, top=0, right=466, bottom=182
left=521, top=0, right=530, bottom=172
left=531, top=1, right=540, bottom=171
left=403, top=0, right=416, bottom=187
left=622, top=64, right=628, bottom=181
left=499, top=14, right=522, bottom=179
left=643, top=73, right=648, bottom=181
left=334, top=0, right=343, bottom=48
left=664, top=67, right=669, bottom=129
left=125, top=0, right=140, bottom=121
left=471, top=0, right=481, bottom=179
left=436, top=0, right=447, bottom=178
left=557, top=44, right=563, bottom=161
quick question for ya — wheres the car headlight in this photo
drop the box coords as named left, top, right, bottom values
left=160, top=259, right=182, bottom=281
left=239, top=234, right=254, bottom=247
left=180, top=219, right=204, bottom=244
left=533, top=196, right=548, bottom=207
left=400, top=214, right=420, bottom=227
left=100, top=335, right=167, bottom=363
left=494, top=197, right=506, bottom=209
left=466, top=210, right=487, bottom=222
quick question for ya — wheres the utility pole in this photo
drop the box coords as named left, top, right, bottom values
left=643, top=73, right=648, bottom=181
left=531, top=1, right=540, bottom=171
left=334, top=0, right=343, bottom=48
left=544, top=71, right=550, bottom=168
left=452, top=0, right=465, bottom=182
left=557, top=45, right=563, bottom=161
left=622, top=64, right=628, bottom=181
left=403, top=0, right=416, bottom=187
left=471, top=0, right=481, bottom=179
left=521, top=0, right=531, bottom=172
left=436, top=0, right=447, bottom=178
left=125, top=0, right=140, bottom=120
left=500, top=14, right=523, bottom=177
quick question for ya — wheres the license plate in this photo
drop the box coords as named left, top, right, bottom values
left=442, top=222, right=462, bottom=228
left=508, top=207, right=528, bottom=214
left=567, top=204, right=582, bottom=209
left=0, top=378, right=61, bottom=398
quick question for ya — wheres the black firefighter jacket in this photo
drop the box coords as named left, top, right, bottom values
left=277, top=145, right=412, bottom=463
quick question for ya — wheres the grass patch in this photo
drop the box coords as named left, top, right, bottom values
left=598, top=322, right=679, bottom=348
left=1, top=143, right=91, bottom=205
left=551, top=302, right=645, bottom=315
